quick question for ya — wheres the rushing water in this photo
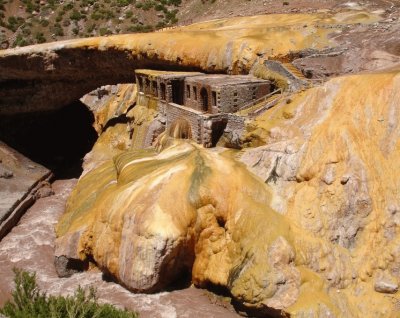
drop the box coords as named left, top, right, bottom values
left=0, top=179, right=239, bottom=318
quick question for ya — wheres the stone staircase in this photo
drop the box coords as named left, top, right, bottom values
left=263, top=60, right=309, bottom=91
left=282, top=62, right=307, bottom=80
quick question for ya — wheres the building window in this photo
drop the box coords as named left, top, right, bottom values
left=186, top=85, right=190, bottom=98
left=160, top=83, right=166, bottom=100
left=145, top=79, right=150, bottom=94
left=153, top=81, right=158, bottom=96
left=138, top=77, right=143, bottom=92
left=193, top=86, right=197, bottom=100
left=212, top=91, right=217, bottom=106
left=233, top=91, right=238, bottom=96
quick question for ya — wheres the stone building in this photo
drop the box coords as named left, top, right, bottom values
left=184, top=75, right=271, bottom=114
left=135, top=69, right=271, bottom=147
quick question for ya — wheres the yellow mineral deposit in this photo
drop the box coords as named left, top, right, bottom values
left=241, top=69, right=400, bottom=316
left=53, top=10, right=400, bottom=318
left=0, top=11, right=381, bottom=73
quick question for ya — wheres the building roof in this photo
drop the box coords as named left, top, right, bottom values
left=185, top=74, right=270, bottom=87
left=135, top=69, right=203, bottom=80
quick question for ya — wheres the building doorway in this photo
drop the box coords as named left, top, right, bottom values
left=200, top=88, right=208, bottom=112
left=171, top=80, right=184, bottom=105
left=211, top=119, right=227, bottom=147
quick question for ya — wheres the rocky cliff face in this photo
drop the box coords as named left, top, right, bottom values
left=54, top=68, right=400, bottom=317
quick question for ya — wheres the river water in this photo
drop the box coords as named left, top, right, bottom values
left=0, top=179, right=239, bottom=318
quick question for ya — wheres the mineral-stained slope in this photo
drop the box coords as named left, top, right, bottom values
left=241, top=69, right=400, bottom=316
left=55, top=69, right=400, bottom=317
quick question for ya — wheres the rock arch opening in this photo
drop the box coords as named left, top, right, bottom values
left=0, top=100, right=97, bottom=179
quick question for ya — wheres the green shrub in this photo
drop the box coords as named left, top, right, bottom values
left=0, top=268, right=138, bottom=318
left=125, top=10, right=133, bottom=18
left=86, top=23, right=96, bottom=33
left=13, top=34, right=29, bottom=47
left=70, top=9, right=83, bottom=21
left=7, top=16, right=24, bottom=32
left=35, top=32, right=46, bottom=43
left=116, top=0, right=133, bottom=7
left=63, top=3, right=74, bottom=11
left=51, top=22, right=64, bottom=36
left=142, top=1, right=154, bottom=11
left=99, top=27, right=111, bottom=35
left=167, top=0, right=181, bottom=6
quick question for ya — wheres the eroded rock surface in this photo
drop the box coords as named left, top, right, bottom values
left=0, top=141, right=51, bottom=239
left=53, top=68, right=400, bottom=317
left=0, top=10, right=393, bottom=115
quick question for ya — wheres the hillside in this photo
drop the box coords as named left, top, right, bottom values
left=0, top=0, right=182, bottom=48
left=1, top=0, right=398, bottom=49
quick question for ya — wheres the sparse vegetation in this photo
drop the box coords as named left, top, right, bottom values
left=1, top=0, right=186, bottom=47
left=0, top=268, right=138, bottom=318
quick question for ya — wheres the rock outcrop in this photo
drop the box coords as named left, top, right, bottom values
left=0, top=10, right=389, bottom=115
left=240, top=70, right=400, bottom=316
left=0, top=141, right=52, bottom=239
left=55, top=68, right=400, bottom=317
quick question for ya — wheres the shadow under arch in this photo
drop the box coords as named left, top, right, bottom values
left=168, top=118, right=193, bottom=140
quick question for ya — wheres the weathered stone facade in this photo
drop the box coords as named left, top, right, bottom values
left=135, top=70, right=270, bottom=147
left=184, top=75, right=271, bottom=114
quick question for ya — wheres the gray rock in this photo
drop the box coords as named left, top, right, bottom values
left=0, top=164, right=13, bottom=179
left=54, top=255, right=88, bottom=278
left=374, top=274, right=398, bottom=294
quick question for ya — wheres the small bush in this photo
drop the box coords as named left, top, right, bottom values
left=99, top=27, right=111, bottom=35
left=35, top=32, right=46, bottom=43
left=63, top=3, right=74, bottom=11
left=125, top=10, right=133, bottom=18
left=13, top=34, right=29, bottom=47
left=52, top=22, right=64, bottom=36
left=70, top=9, right=83, bottom=21
left=0, top=268, right=138, bottom=318
left=116, top=0, right=133, bottom=7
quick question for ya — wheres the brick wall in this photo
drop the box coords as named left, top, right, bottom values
left=225, top=113, right=245, bottom=132
left=184, top=82, right=210, bottom=113
left=218, top=83, right=270, bottom=113
left=166, top=103, right=204, bottom=143
left=184, top=81, right=271, bottom=114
